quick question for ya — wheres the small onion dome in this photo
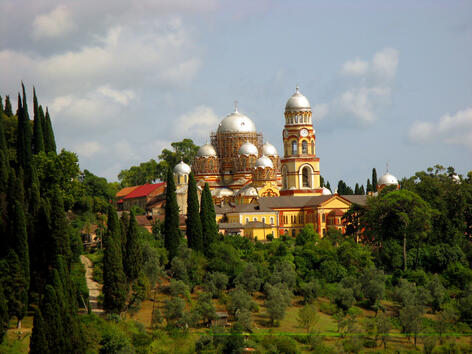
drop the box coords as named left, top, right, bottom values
left=237, top=185, right=258, bottom=197
left=238, top=142, right=258, bottom=156
left=321, top=187, right=332, bottom=195
left=255, top=155, right=274, bottom=169
left=173, top=161, right=191, bottom=175
left=285, top=86, right=311, bottom=112
left=378, top=172, right=399, bottom=186
left=217, top=108, right=256, bottom=134
left=211, top=188, right=234, bottom=197
left=197, top=143, right=217, bottom=157
left=262, top=141, right=278, bottom=156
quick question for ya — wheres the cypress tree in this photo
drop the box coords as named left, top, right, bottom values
left=354, top=183, right=360, bottom=195
left=49, top=188, right=71, bottom=263
left=326, top=181, right=331, bottom=192
left=0, top=283, right=8, bottom=344
left=32, top=93, right=45, bottom=154
left=0, top=109, right=7, bottom=152
left=39, top=284, right=64, bottom=352
left=200, top=183, right=218, bottom=255
left=29, top=308, right=48, bottom=353
left=12, top=201, right=30, bottom=289
left=16, top=89, right=32, bottom=186
left=3, top=250, right=28, bottom=328
left=120, top=211, right=129, bottom=264
left=360, top=185, right=365, bottom=195
left=186, top=172, right=203, bottom=252
left=164, top=168, right=181, bottom=261
left=0, top=95, right=2, bottom=113
left=43, top=108, right=56, bottom=154
left=372, top=168, right=378, bottom=191
left=366, top=178, right=372, bottom=193
left=4, top=96, right=13, bottom=117
left=103, top=205, right=128, bottom=313
left=124, top=209, right=142, bottom=281
left=0, top=150, right=9, bottom=193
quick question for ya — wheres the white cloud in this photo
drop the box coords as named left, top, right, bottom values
left=319, top=48, right=399, bottom=126
left=32, top=5, right=75, bottom=40
left=173, top=105, right=219, bottom=140
left=409, top=108, right=472, bottom=148
left=97, top=85, right=135, bottom=105
left=73, top=141, right=102, bottom=158
left=372, top=48, right=399, bottom=81
left=341, top=58, right=369, bottom=76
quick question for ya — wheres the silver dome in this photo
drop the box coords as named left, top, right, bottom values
left=238, top=142, right=258, bottom=156
left=262, top=142, right=278, bottom=156
left=197, top=143, right=217, bottom=157
left=321, top=187, right=332, bottom=195
left=378, top=172, right=398, bottom=186
left=173, top=161, right=191, bottom=175
left=237, top=185, right=258, bottom=197
left=285, top=86, right=311, bottom=112
left=255, top=155, right=274, bottom=169
left=211, top=188, right=234, bottom=197
left=217, top=109, right=257, bottom=134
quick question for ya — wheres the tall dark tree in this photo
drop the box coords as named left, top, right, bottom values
left=32, top=96, right=45, bottom=154
left=11, top=201, right=30, bottom=290
left=326, top=181, right=331, bottom=193
left=186, top=172, right=203, bottom=252
left=124, top=209, right=142, bottom=281
left=0, top=284, right=8, bottom=344
left=354, top=183, right=360, bottom=195
left=0, top=109, right=7, bottom=152
left=366, top=178, right=372, bottom=193
left=103, top=205, right=128, bottom=313
left=360, top=185, right=365, bottom=195
left=120, top=211, right=129, bottom=263
left=29, top=308, right=48, bottom=353
left=372, top=168, right=378, bottom=191
left=34, top=284, right=64, bottom=352
left=0, top=150, right=9, bottom=193
left=4, top=96, right=13, bottom=117
left=164, top=168, right=181, bottom=261
left=49, top=187, right=71, bottom=263
left=200, top=182, right=218, bottom=255
left=43, top=108, right=56, bottom=154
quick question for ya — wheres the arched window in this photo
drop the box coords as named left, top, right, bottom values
left=184, top=175, right=187, bottom=183
left=270, top=217, right=274, bottom=224
left=291, top=140, right=298, bottom=155
left=177, top=175, right=181, bottom=184
left=302, top=140, right=308, bottom=154
left=302, top=166, right=311, bottom=188
left=322, top=214, right=326, bottom=223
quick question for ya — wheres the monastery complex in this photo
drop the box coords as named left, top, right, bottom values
left=117, top=87, right=400, bottom=240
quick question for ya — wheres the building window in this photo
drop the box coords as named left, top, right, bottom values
left=311, top=141, right=315, bottom=155
left=302, top=140, right=308, bottom=154
left=177, top=175, right=181, bottom=184
left=246, top=218, right=249, bottom=223
left=302, top=166, right=311, bottom=188
left=322, top=214, right=326, bottom=223
left=270, top=217, right=274, bottom=224
left=253, top=217, right=257, bottom=221
left=291, top=140, right=298, bottom=155
left=184, top=175, right=187, bottom=183
left=262, top=217, right=266, bottom=223
left=282, top=167, right=288, bottom=189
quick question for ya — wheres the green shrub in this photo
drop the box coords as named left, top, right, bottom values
left=319, top=302, right=337, bottom=315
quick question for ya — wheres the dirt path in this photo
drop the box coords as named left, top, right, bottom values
left=80, top=255, right=104, bottom=313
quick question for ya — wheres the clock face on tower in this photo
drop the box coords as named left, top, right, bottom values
left=300, top=128, right=308, bottom=137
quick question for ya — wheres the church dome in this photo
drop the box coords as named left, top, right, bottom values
left=285, top=86, right=311, bottom=112
left=217, top=108, right=257, bottom=134
left=321, top=187, right=332, bottom=195
left=237, top=185, right=258, bottom=197
left=173, top=161, right=191, bottom=175
left=197, top=143, right=217, bottom=157
left=255, top=155, right=274, bottom=169
left=238, top=142, right=258, bottom=156
left=262, top=142, right=278, bottom=156
left=378, top=172, right=398, bottom=186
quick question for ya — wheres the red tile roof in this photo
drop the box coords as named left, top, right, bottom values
left=123, top=182, right=165, bottom=199
left=116, top=186, right=140, bottom=198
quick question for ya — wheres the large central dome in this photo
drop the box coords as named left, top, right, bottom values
left=217, top=109, right=257, bottom=134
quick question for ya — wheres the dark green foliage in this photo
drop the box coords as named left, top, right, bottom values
left=32, top=89, right=45, bottom=154
left=103, top=206, right=128, bottom=313
left=164, top=168, right=181, bottom=261
left=195, top=292, right=217, bottom=326
left=359, top=185, right=365, bottom=195
left=124, top=209, right=143, bottom=281
left=0, top=112, right=7, bottom=153
left=234, top=262, right=262, bottom=294
left=265, top=282, right=292, bottom=325
left=120, top=211, right=129, bottom=261
left=200, top=183, right=218, bottom=255
left=43, top=108, right=56, bottom=154
left=4, top=96, right=13, bottom=117
left=354, top=183, right=360, bottom=195
left=372, top=168, right=378, bottom=191
left=300, top=279, right=320, bottom=304
left=1, top=250, right=28, bottom=325
left=359, top=266, right=385, bottom=308
left=0, top=151, right=9, bottom=194
left=29, top=308, right=48, bottom=353
left=186, top=172, right=203, bottom=252
left=203, top=271, right=228, bottom=298
left=295, top=224, right=317, bottom=245
left=49, top=187, right=72, bottom=262
left=334, top=285, right=355, bottom=311
left=0, top=284, right=8, bottom=344
left=228, top=287, right=254, bottom=316
left=337, top=180, right=353, bottom=195
left=366, top=178, right=372, bottom=193
left=425, top=274, right=447, bottom=312
left=16, top=88, right=32, bottom=180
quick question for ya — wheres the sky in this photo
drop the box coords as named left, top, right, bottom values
left=0, top=0, right=471, bottom=187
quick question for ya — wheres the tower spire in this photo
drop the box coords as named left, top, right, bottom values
left=234, top=100, right=239, bottom=112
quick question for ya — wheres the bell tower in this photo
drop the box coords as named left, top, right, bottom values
left=280, top=86, right=321, bottom=196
